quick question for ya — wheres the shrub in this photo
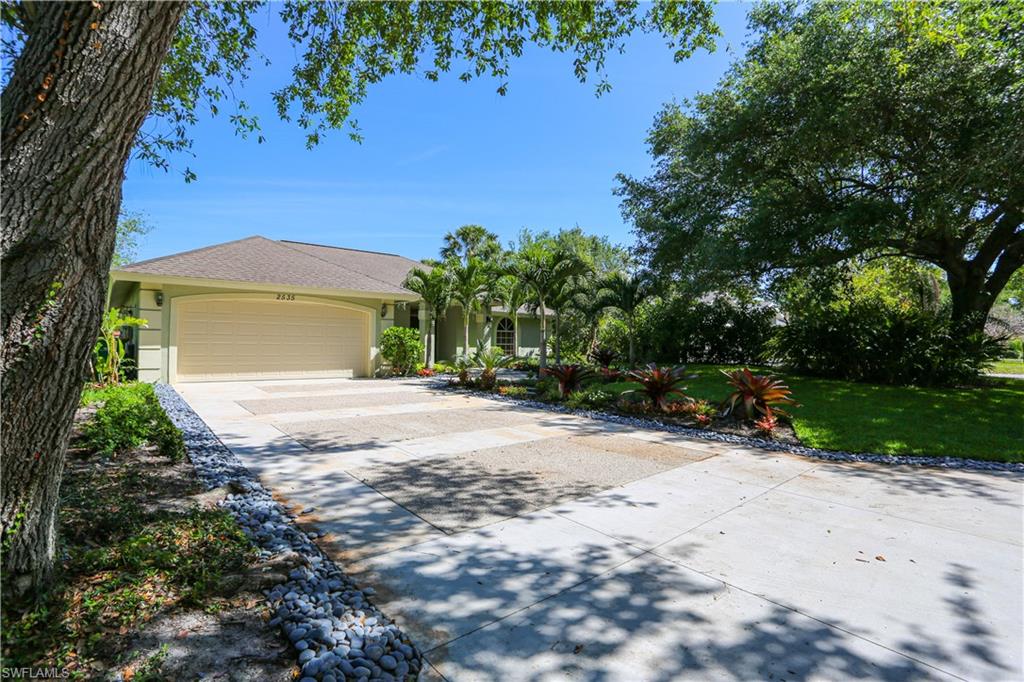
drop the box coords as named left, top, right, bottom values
left=497, top=384, right=528, bottom=398
left=541, top=364, right=595, bottom=399
left=565, top=386, right=613, bottom=410
left=83, top=383, right=185, bottom=460
left=769, top=268, right=1005, bottom=386
left=635, top=294, right=774, bottom=365
left=627, top=364, right=691, bottom=411
left=416, top=367, right=435, bottom=377
left=379, top=326, right=424, bottom=376
left=721, top=368, right=797, bottom=421
left=510, top=357, right=539, bottom=372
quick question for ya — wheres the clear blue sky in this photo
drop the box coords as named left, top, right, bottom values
left=123, top=3, right=751, bottom=263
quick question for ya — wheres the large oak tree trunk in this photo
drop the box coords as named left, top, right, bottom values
left=1, top=1, right=185, bottom=593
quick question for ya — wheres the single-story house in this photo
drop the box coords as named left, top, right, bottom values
left=109, top=235, right=545, bottom=383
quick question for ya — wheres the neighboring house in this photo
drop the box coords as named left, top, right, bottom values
left=109, top=236, right=545, bottom=382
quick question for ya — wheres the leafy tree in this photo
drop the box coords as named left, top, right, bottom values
left=111, top=212, right=153, bottom=270
left=447, top=257, right=490, bottom=358
left=617, top=0, right=1023, bottom=338
left=403, top=264, right=453, bottom=369
left=0, top=0, right=718, bottom=591
left=599, top=271, right=655, bottom=367
left=507, top=241, right=587, bottom=368
left=440, top=224, right=502, bottom=266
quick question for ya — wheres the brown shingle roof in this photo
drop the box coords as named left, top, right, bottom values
left=117, top=236, right=422, bottom=295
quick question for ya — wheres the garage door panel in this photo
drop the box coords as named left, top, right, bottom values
left=176, top=298, right=368, bottom=381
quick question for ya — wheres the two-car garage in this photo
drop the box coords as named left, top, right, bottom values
left=173, top=297, right=371, bottom=382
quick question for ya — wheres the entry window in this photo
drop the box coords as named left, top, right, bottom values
left=496, top=317, right=515, bottom=355
left=409, top=306, right=420, bottom=330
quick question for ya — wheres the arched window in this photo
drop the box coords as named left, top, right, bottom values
left=496, top=317, right=515, bottom=355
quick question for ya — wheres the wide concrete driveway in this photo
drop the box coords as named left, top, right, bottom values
left=178, top=378, right=1023, bottom=681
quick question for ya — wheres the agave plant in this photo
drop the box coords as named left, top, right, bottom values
left=721, top=368, right=798, bottom=420
left=626, top=364, right=690, bottom=411
left=541, top=364, right=595, bottom=399
left=472, top=341, right=514, bottom=389
left=588, top=347, right=618, bottom=368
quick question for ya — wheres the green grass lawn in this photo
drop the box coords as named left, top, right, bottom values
left=603, top=365, right=1023, bottom=462
left=987, top=358, right=1024, bottom=375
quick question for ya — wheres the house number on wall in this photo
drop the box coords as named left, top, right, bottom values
left=275, top=293, right=296, bottom=301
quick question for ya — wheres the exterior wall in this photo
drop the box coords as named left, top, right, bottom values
left=118, top=278, right=402, bottom=382
left=434, top=308, right=544, bottom=360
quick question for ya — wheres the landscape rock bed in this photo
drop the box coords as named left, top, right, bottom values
left=432, top=381, right=1024, bottom=473
left=155, top=384, right=423, bottom=681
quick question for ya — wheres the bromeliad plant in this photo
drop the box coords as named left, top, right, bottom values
left=627, top=364, right=691, bottom=411
left=541, top=364, right=595, bottom=399
left=721, top=368, right=798, bottom=420
left=588, top=347, right=618, bottom=368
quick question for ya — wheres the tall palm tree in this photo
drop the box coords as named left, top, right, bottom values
left=600, top=270, right=654, bottom=367
left=569, top=274, right=611, bottom=357
left=440, top=224, right=502, bottom=265
left=507, top=244, right=587, bottom=368
left=447, top=257, right=489, bottom=357
left=493, top=275, right=530, bottom=358
left=403, top=264, right=453, bottom=369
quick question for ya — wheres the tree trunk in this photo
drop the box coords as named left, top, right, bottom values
left=627, top=318, right=636, bottom=368
left=1, top=1, right=186, bottom=594
left=512, top=313, right=519, bottom=359
left=554, top=310, right=562, bottom=366
left=425, top=306, right=434, bottom=369
left=946, top=263, right=1002, bottom=336
left=463, top=310, right=470, bottom=357
left=538, top=299, right=548, bottom=369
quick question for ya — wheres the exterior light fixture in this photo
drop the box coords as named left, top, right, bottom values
left=381, top=303, right=388, bottom=318
left=155, top=292, right=164, bottom=306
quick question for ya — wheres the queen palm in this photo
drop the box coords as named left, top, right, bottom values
left=403, top=264, right=453, bottom=369
left=600, top=270, right=655, bottom=367
left=447, top=257, right=490, bottom=357
left=507, top=244, right=587, bottom=369
left=569, top=274, right=612, bottom=357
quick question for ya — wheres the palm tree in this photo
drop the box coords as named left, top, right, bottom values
left=600, top=270, right=654, bottom=367
left=440, top=224, right=501, bottom=265
left=493, top=275, right=530, bottom=358
left=568, top=274, right=611, bottom=357
left=447, top=257, right=489, bottom=357
left=507, top=243, right=587, bottom=369
left=403, top=264, right=453, bottom=369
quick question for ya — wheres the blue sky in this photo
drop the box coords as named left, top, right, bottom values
left=123, top=3, right=751, bottom=263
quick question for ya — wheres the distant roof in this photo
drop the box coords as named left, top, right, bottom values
left=116, top=236, right=423, bottom=296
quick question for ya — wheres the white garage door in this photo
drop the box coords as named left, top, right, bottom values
left=175, top=298, right=369, bottom=381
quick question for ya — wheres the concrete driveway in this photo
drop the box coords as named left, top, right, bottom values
left=178, top=378, right=1023, bottom=681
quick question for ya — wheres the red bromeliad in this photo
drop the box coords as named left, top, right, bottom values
left=627, top=364, right=691, bottom=412
left=722, top=368, right=798, bottom=420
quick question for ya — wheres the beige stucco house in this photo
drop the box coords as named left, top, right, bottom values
left=109, top=236, right=544, bottom=383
